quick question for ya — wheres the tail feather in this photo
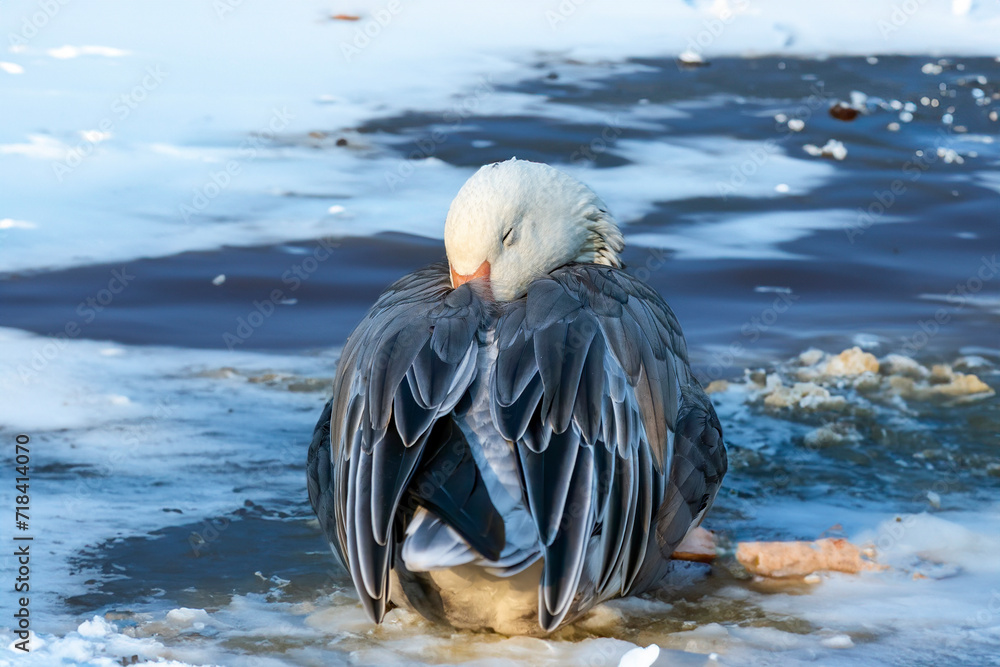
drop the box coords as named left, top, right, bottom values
left=654, top=390, right=727, bottom=559
left=406, top=418, right=506, bottom=562
left=402, top=508, right=479, bottom=571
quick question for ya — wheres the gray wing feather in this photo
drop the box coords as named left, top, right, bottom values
left=540, top=444, right=594, bottom=630
left=308, top=262, right=489, bottom=622
left=490, top=263, right=721, bottom=631
left=516, top=430, right=580, bottom=546
left=655, top=388, right=728, bottom=550
left=309, top=260, right=726, bottom=633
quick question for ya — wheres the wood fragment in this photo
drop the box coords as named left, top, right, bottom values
left=737, top=537, right=880, bottom=577
left=672, top=526, right=717, bottom=563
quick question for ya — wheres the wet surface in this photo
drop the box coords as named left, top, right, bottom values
left=2, top=53, right=999, bottom=667
left=66, top=505, right=338, bottom=613
left=3, top=57, right=998, bottom=372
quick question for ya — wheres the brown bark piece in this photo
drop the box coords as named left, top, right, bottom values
left=737, top=537, right=878, bottom=577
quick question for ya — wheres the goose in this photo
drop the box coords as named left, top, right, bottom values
left=307, top=158, right=727, bottom=635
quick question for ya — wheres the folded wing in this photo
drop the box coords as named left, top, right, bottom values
left=307, top=262, right=491, bottom=621
left=490, top=264, right=719, bottom=631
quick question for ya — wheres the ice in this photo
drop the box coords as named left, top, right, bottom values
left=3, top=326, right=993, bottom=665
left=0, top=326, right=336, bottom=631
left=881, top=354, right=930, bottom=378
left=630, top=209, right=854, bottom=261
left=0, top=615, right=200, bottom=667
left=762, top=380, right=847, bottom=411
left=820, top=634, right=854, bottom=649
left=4, top=1, right=1000, bottom=664
left=618, top=644, right=660, bottom=667
left=677, top=51, right=705, bottom=65
left=0, top=218, right=35, bottom=229
left=802, top=139, right=848, bottom=160
left=734, top=346, right=997, bottom=409
left=45, top=45, right=130, bottom=59
left=164, top=608, right=213, bottom=628
left=822, top=347, right=880, bottom=377
left=3, top=0, right=1000, bottom=274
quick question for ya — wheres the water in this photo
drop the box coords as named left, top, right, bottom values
left=1, top=3, right=1000, bottom=665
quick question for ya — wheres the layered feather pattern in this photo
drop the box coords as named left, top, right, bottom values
left=307, top=261, right=727, bottom=633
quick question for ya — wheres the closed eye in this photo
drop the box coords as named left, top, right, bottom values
left=502, top=227, right=515, bottom=246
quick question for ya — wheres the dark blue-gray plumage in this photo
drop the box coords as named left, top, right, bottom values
left=307, top=159, right=726, bottom=634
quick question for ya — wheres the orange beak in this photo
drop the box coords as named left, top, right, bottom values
left=450, top=260, right=491, bottom=290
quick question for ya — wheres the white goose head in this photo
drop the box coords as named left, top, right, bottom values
left=444, top=158, right=624, bottom=302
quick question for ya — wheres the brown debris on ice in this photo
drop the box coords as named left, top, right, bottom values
left=792, top=346, right=880, bottom=383
left=672, top=526, right=717, bottom=563
left=823, top=347, right=880, bottom=376
left=759, top=375, right=847, bottom=411
left=803, top=423, right=861, bottom=448
left=671, top=529, right=887, bottom=580
left=880, top=354, right=929, bottom=379
left=731, top=347, right=997, bottom=410
left=705, top=379, right=730, bottom=394
left=888, top=363, right=995, bottom=401
left=736, top=538, right=881, bottom=578
left=931, top=367, right=992, bottom=396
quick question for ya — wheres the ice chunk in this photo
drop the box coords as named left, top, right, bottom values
left=823, top=347, right=879, bottom=376
left=803, top=139, right=847, bottom=160
left=618, top=644, right=660, bottom=667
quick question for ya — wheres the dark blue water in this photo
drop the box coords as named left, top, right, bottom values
left=5, top=57, right=997, bottom=374
left=2, top=54, right=999, bottom=667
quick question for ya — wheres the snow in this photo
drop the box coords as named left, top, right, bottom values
left=618, top=644, right=660, bottom=667
left=3, top=1, right=1000, bottom=664
left=1, top=330, right=997, bottom=665
left=2, top=0, right=1000, bottom=273
left=803, top=139, right=848, bottom=160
